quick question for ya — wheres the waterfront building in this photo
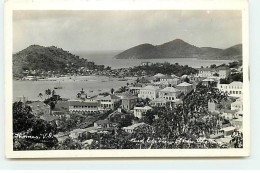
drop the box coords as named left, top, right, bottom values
left=176, top=82, right=193, bottom=95
left=133, top=106, right=152, bottom=119
left=95, top=95, right=121, bottom=110
left=68, top=100, right=99, bottom=114
left=159, top=87, right=181, bottom=101
left=138, top=85, right=160, bottom=100
left=217, top=81, right=243, bottom=97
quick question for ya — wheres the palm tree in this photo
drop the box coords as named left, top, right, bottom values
left=77, top=93, right=81, bottom=99
left=38, top=93, right=43, bottom=99
left=111, top=88, right=114, bottom=94
left=45, top=89, right=52, bottom=98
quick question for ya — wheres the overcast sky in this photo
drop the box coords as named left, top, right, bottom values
left=13, top=10, right=242, bottom=52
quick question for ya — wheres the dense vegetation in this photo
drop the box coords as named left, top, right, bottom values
left=130, top=62, right=198, bottom=76
left=13, top=45, right=108, bottom=78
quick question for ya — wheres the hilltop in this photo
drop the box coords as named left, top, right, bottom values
left=115, top=39, right=242, bottom=60
left=12, top=45, right=108, bottom=78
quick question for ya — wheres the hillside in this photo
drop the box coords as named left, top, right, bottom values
left=13, top=45, right=90, bottom=78
left=115, top=39, right=242, bottom=60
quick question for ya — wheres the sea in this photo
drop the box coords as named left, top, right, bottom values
left=13, top=51, right=233, bottom=101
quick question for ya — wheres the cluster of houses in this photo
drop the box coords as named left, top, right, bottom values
left=20, top=64, right=243, bottom=146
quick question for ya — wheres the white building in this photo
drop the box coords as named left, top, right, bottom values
left=123, top=123, right=147, bottom=133
left=196, top=67, right=231, bottom=79
left=159, top=75, right=181, bottom=86
left=138, top=85, right=160, bottom=100
left=133, top=106, right=152, bottom=119
left=159, top=87, right=181, bottom=101
left=150, top=98, right=171, bottom=107
left=231, top=97, right=243, bottom=112
left=94, top=95, right=121, bottom=110
left=69, top=100, right=99, bottom=114
left=217, top=81, right=243, bottom=97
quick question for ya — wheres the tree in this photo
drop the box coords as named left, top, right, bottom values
left=111, top=88, right=114, bottom=94
left=45, top=89, right=52, bottom=98
left=38, top=93, right=43, bottom=99
left=13, top=102, right=34, bottom=133
left=210, top=64, right=217, bottom=69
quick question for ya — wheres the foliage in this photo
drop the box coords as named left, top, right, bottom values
left=130, top=62, right=198, bottom=76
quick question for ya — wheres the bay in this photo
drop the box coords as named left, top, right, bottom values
left=74, top=51, right=234, bottom=69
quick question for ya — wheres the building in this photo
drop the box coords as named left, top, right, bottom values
left=140, top=62, right=152, bottom=66
left=129, top=86, right=142, bottom=95
left=159, top=75, right=181, bottom=86
left=150, top=98, right=171, bottom=107
left=176, top=82, right=193, bottom=95
left=196, top=68, right=215, bottom=78
left=202, top=78, right=215, bottom=87
left=94, top=119, right=113, bottom=129
left=27, top=102, right=51, bottom=116
left=123, top=122, right=147, bottom=133
left=159, top=87, right=181, bottom=101
left=217, top=81, right=243, bottom=97
left=120, top=92, right=137, bottom=111
left=138, top=85, right=160, bottom=100
left=231, top=97, right=243, bottom=116
left=196, top=67, right=231, bottom=79
left=133, top=106, right=152, bottom=119
left=154, top=73, right=166, bottom=78
left=217, top=67, right=231, bottom=79
left=51, top=101, right=70, bottom=117
left=69, top=100, right=99, bottom=114
left=95, top=95, right=121, bottom=110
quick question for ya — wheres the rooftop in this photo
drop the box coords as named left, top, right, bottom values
left=123, top=122, right=147, bottom=130
left=134, top=106, right=152, bottom=110
left=27, top=102, right=50, bottom=109
left=69, top=100, right=99, bottom=107
left=160, top=87, right=181, bottom=93
left=150, top=98, right=169, bottom=103
left=177, top=82, right=193, bottom=87
left=141, top=85, right=160, bottom=90
left=95, top=119, right=111, bottom=125
left=154, top=73, right=166, bottom=77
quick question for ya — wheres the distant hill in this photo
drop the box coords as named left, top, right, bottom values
left=13, top=45, right=89, bottom=78
left=115, top=39, right=242, bottom=60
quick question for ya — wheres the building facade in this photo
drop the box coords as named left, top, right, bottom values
left=217, top=81, right=243, bottom=97
left=133, top=106, right=152, bottom=119
left=138, top=85, right=160, bottom=100
left=176, top=82, right=193, bottom=95
left=159, top=87, right=181, bottom=101
left=69, top=100, right=99, bottom=114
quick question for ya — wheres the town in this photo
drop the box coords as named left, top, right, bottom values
left=13, top=60, right=243, bottom=150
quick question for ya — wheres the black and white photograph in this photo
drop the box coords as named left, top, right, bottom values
left=5, top=0, right=250, bottom=158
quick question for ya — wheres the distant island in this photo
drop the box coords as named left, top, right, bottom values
left=114, top=39, right=242, bottom=60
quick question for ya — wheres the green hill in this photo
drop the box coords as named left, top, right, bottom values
left=13, top=45, right=90, bottom=78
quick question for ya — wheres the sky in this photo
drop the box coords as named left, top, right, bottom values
left=13, top=10, right=242, bottom=52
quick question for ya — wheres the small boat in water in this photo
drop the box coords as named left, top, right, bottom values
left=54, top=81, right=62, bottom=89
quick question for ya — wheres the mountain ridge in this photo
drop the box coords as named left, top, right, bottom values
left=114, top=39, right=242, bottom=60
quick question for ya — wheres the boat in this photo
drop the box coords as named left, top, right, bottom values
left=54, top=81, right=63, bottom=89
